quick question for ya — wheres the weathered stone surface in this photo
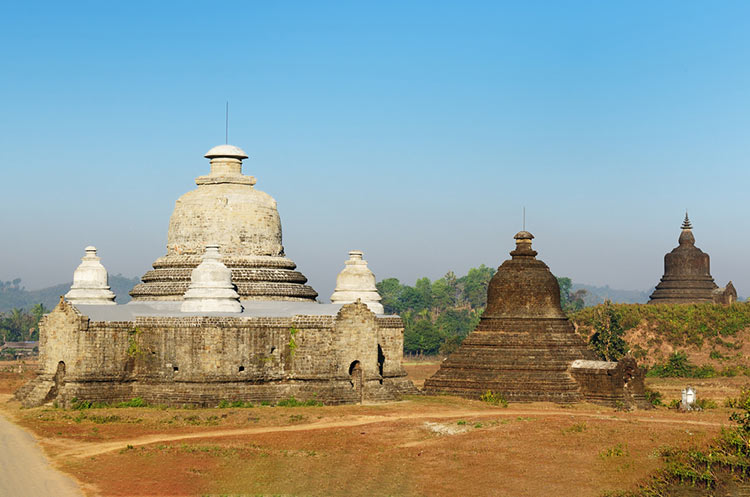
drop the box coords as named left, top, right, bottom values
left=570, top=358, right=648, bottom=408
left=649, top=214, right=734, bottom=305
left=330, top=250, right=384, bottom=314
left=713, top=281, right=738, bottom=306
left=181, top=245, right=242, bottom=313
left=64, top=246, right=116, bottom=305
left=130, top=145, right=317, bottom=301
left=424, top=231, right=647, bottom=408
left=18, top=299, right=417, bottom=407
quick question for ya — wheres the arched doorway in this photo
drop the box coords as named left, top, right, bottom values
left=349, top=360, right=363, bottom=403
left=377, top=345, right=385, bottom=384
left=43, top=361, right=66, bottom=403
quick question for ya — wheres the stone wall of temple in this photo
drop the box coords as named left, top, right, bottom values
left=19, top=300, right=415, bottom=407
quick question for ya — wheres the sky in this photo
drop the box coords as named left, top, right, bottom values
left=1, top=1, right=749, bottom=301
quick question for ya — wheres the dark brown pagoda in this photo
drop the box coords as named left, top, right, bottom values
left=424, top=231, right=647, bottom=407
left=649, top=214, right=736, bottom=305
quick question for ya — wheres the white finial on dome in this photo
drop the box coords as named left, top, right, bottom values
left=330, top=250, right=384, bottom=314
left=196, top=144, right=255, bottom=187
left=65, top=246, right=116, bottom=305
left=181, top=245, right=242, bottom=313
left=204, top=144, right=248, bottom=160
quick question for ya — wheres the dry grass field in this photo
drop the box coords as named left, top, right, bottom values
left=0, top=359, right=746, bottom=497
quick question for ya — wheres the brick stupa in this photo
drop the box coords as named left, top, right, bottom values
left=648, top=214, right=736, bottom=305
left=424, top=231, right=647, bottom=406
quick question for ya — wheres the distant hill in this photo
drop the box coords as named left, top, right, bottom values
left=571, top=283, right=652, bottom=306
left=0, top=275, right=140, bottom=312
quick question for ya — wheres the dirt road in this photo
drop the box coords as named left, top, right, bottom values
left=0, top=412, right=83, bottom=497
left=55, top=406, right=728, bottom=459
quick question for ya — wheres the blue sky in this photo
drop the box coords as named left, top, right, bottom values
left=1, top=1, right=749, bottom=300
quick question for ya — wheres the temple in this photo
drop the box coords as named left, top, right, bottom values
left=17, top=144, right=416, bottom=408
left=648, top=214, right=736, bottom=305
left=424, top=231, right=648, bottom=408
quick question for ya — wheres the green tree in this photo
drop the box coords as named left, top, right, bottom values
left=414, top=277, right=433, bottom=310
left=29, top=303, right=48, bottom=340
left=376, top=278, right=404, bottom=314
left=557, top=276, right=587, bottom=313
left=0, top=305, right=46, bottom=343
left=458, top=264, right=495, bottom=308
left=589, top=301, right=628, bottom=361
left=403, top=319, right=445, bottom=355
left=431, top=277, right=455, bottom=309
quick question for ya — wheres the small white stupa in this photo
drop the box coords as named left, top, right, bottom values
left=181, top=245, right=242, bottom=313
left=330, top=250, right=384, bottom=314
left=65, top=246, right=116, bottom=305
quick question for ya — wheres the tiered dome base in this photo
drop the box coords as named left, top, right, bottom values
left=648, top=276, right=718, bottom=304
left=130, top=254, right=318, bottom=301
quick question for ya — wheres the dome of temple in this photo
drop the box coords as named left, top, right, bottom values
left=484, top=231, right=566, bottom=319
left=130, top=145, right=318, bottom=302
left=65, top=246, right=116, bottom=305
left=649, top=214, right=719, bottom=304
left=330, top=250, right=384, bottom=314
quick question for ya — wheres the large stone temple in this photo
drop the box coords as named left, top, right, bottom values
left=17, top=145, right=416, bottom=408
left=424, top=231, right=648, bottom=408
left=649, top=214, right=736, bottom=305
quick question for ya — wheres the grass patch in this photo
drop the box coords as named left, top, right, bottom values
left=646, top=351, right=717, bottom=378
left=563, top=422, right=588, bottom=434
left=599, top=443, right=628, bottom=459
left=571, top=302, right=750, bottom=351
left=644, top=388, right=663, bottom=406
left=71, top=397, right=148, bottom=410
left=217, top=400, right=255, bottom=408
left=608, top=386, right=750, bottom=495
left=275, top=397, right=324, bottom=407
left=479, top=390, right=508, bottom=407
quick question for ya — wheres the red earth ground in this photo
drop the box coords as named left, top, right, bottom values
left=0, top=359, right=745, bottom=497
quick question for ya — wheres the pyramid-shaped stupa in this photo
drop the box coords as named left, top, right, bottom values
left=424, top=231, right=599, bottom=403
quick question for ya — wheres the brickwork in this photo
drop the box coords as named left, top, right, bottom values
left=424, top=231, right=647, bottom=408
left=649, top=215, right=734, bottom=305
left=18, top=300, right=416, bottom=407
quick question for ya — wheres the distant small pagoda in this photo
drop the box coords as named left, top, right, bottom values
left=648, top=213, right=736, bottom=305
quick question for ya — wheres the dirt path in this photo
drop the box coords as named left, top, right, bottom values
left=56, top=407, right=729, bottom=459
left=0, top=411, right=84, bottom=497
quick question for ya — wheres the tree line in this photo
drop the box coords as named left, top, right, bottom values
left=0, top=304, right=47, bottom=344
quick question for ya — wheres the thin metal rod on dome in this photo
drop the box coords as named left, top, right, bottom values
left=523, top=207, right=526, bottom=231
left=225, top=101, right=229, bottom=144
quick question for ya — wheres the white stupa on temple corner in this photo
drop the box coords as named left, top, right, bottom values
left=65, top=246, right=116, bottom=305
left=330, top=250, right=384, bottom=314
left=181, top=245, right=242, bottom=313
